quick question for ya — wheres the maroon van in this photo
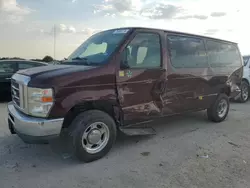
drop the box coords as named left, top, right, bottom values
left=8, top=27, right=243, bottom=162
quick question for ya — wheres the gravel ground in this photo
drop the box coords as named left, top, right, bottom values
left=0, top=101, right=250, bottom=188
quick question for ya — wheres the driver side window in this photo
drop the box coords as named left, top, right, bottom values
left=121, top=33, right=161, bottom=69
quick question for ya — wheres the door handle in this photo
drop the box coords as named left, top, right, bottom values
left=5, top=78, right=11, bottom=80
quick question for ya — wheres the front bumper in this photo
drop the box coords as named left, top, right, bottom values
left=8, top=102, right=64, bottom=144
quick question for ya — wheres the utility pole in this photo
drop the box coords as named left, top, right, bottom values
left=53, top=24, right=56, bottom=60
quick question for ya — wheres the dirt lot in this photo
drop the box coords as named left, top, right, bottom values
left=1, top=101, right=250, bottom=188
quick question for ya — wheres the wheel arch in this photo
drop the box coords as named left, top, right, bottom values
left=61, top=100, right=123, bottom=130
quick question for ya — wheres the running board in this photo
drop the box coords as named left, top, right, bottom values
left=119, top=127, right=156, bottom=136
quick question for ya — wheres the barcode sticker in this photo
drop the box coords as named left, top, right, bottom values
left=113, top=29, right=129, bottom=34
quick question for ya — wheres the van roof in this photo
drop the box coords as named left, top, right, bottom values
left=108, top=27, right=237, bottom=45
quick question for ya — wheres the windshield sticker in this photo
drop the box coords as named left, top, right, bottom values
left=119, top=71, right=125, bottom=77
left=113, top=29, right=129, bottom=34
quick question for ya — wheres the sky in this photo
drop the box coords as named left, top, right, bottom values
left=0, top=0, right=249, bottom=60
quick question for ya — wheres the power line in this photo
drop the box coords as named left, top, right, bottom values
left=54, top=24, right=56, bottom=60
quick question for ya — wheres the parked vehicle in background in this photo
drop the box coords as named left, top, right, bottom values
left=0, top=60, right=47, bottom=98
left=7, top=27, right=243, bottom=163
left=238, top=55, right=250, bottom=102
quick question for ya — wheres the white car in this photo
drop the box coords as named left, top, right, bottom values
left=239, top=55, right=250, bottom=102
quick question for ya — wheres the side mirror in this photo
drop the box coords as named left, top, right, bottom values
left=120, top=60, right=130, bottom=69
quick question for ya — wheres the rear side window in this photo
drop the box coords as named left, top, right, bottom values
left=167, top=35, right=208, bottom=68
left=206, top=40, right=242, bottom=68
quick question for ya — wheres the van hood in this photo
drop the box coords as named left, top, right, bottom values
left=17, top=64, right=96, bottom=77
left=17, top=64, right=98, bottom=88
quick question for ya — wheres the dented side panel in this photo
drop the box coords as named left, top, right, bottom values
left=117, top=69, right=166, bottom=125
left=115, top=29, right=182, bottom=125
left=116, top=29, right=243, bottom=126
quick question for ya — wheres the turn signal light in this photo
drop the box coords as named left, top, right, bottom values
left=41, top=96, right=53, bottom=102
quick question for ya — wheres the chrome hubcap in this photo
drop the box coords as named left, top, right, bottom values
left=217, top=99, right=228, bottom=118
left=242, top=85, right=248, bottom=101
left=82, top=122, right=110, bottom=154
left=88, top=130, right=102, bottom=144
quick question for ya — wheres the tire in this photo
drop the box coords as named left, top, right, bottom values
left=238, top=81, right=249, bottom=103
left=68, top=110, right=117, bottom=163
left=207, top=93, right=229, bottom=122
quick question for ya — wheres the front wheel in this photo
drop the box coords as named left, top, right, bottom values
left=207, top=93, right=229, bottom=122
left=69, top=110, right=117, bottom=163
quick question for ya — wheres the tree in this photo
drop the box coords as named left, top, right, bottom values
left=42, top=55, right=53, bottom=62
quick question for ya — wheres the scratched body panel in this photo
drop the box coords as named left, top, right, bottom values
left=117, top=69, right=165, bottom=125
left=115, top=28, right=242, bottom=126
left=115, top=29, right=169, bottom=125
left=164, top=67, right=215, bottom=113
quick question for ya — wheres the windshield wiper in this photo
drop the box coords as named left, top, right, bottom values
left=67, top=57, right=101, bottom=66
left=72, top=57, right=88, bottom=61
left=72, top=57, right=93, bottom=65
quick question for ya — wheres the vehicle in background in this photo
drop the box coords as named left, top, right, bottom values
left=7, top=27, right=243, bottom=163
left=238, top=55, right=250, bottom=102
left=0, top=60, right=47, bottom=99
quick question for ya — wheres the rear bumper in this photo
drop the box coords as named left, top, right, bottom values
left=8, top=102, right=64, bottom=144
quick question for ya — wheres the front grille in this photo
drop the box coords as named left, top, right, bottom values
left=11, top=74, right=30, bottom=114
left=11, top=79, right=21, bottom=107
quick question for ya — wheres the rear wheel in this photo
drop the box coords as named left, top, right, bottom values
left=239, top=81, right=249, bottom=103
left=207, top=93, right=229, bottom=122
left=69, top=110, right=117, bottom=163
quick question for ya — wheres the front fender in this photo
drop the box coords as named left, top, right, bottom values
left=48, top=85, right=117, bottom=118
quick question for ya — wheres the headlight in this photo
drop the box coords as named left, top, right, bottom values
left=28, top=87, right=54, bottom=117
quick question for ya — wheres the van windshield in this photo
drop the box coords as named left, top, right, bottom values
left=243, top=56, right=250, bottom=66
left=67, top=29, right=130, bottom=65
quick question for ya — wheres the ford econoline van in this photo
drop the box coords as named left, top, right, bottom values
left=8, top=27, right=243, bottom=162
